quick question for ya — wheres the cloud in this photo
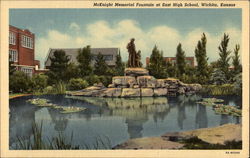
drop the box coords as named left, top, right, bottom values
left=69, top=22, right=80, bottom=31
left=35, top=20, right=241, bottom=68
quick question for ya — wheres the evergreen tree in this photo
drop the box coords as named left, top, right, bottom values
left=77, top=45, right=93, bottom=77
left=195, top=33, right=209, bottom=84
left=217, top=33, right=231, bottom=81
left=147, top=45, right=167, bottom=79
left=166, top=61, right=177, bottom=77
left=115, top=50, right=125, bottom=76
left=176, top=43, right=186, bottom=76
left=232, top=44, right=242, bottom=76
left=94, top=52, right=109, bottom=76
left=47, top=50, right=70, bottom=84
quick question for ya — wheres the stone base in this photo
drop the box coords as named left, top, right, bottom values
left=125, top=67, right=149, bottom=77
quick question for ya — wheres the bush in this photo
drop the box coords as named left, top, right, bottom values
left=31, top=74, right=48, bottom=93
left=9, top=71, right=32, bottom=93
left=98, top=75, right=112, bottom=87
left=43, top=86, right=54, bottom=94
left=83, top=75, right=100, bottom=86
left=53, top=82, right=66, bottom=94
left=68, top=78, right=89, bottom=90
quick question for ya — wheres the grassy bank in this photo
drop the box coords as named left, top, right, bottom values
left=201, top=84, right=236, bottom=95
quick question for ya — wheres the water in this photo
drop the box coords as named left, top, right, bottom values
left=9, top=94, right=241, bottom=149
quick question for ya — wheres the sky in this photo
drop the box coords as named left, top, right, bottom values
left=10, top=9, right=242, bottom=68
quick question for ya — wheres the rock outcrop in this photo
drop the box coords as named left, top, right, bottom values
left=69, top=68, right=202, bottom=97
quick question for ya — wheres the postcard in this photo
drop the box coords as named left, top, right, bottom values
left=0, top=0, right=249, bottom=158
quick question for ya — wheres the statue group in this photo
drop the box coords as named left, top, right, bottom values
left=126, top=38, right=142, bottom=68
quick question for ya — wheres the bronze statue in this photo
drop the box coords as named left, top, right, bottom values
left=126, top=38, right=142, bottom=67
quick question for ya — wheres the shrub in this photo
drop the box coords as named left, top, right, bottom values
left=53, top=81, right=66, bottom=94
left=68, top=78, right=89, bottom=90
left=9, top=71, right=32, bottom=93
left=83, top=75, right=100, bottom=86
left=31, top=74, right=48, bottom=93
left=43, top=86, right=54, bottom=94
left=98, top=75, right=112, bottom=87
left=233, top=73, right=242, bottom=95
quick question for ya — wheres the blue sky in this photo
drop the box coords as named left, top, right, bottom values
left=10, top=9, right=242, bottom=68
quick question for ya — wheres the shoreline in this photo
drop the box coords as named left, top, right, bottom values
left=114, top=123, right=242, bottom=149
left=9, top=93, right=32, bottom=99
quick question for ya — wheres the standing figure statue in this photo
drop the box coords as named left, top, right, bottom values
left=126, top=38, right=142, bottom=67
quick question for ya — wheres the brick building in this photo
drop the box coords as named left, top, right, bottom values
left=146, top=56, right=195, bottom=67
left=9, top=25, right=40, bottom=77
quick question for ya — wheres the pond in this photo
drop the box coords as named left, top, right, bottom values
left=9, top=94, right=241, bottom=149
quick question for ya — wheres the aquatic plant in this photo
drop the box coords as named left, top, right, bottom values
left=197, top=97, right=241, bottom=117
left=15, top=122, right=112, bottom=150
left=60, top=106, right=86, bottom=114
left=27, top=98, right=86, bottom=114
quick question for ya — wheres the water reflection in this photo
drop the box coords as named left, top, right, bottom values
left=9, top=94, right=241, bottom=148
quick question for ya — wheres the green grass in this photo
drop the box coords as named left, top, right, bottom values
left=202, top=84, right=235, bottom=95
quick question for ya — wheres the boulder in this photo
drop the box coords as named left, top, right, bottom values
left=125, top=68, right=149, bottom=77
left=177, top=87, right=186, bottom=94
left=137, top=76, right=156, bottom=88
left=188, top=84, right=202, bottom=92
left=108, top=84, right=115, bottom=88
left=156, top=79, right=168, bottom=88
left=141, top=88, right=154, bottom=97
left=164, top=78, right=180, bottom=85
left=103, top=88, right=122, bottom=97
left=121, top=88, right=140, bottom=97
left=154, top=88, right=168, bottom=96
left=112, top=76, right=137, bottom=88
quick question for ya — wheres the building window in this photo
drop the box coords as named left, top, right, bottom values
left=9, top=32, right=16, bottom=45
left=21, top=35, right=33, bottom=49
left=9, top=49, right=18, bottom=62
left=20, top=67, right=33, bottom=77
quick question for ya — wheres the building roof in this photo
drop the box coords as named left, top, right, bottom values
left=45, top=48, right=119, bottom=67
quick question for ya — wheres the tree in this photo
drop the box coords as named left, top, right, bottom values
left=147, top=45, right=167, bottom=79
left=9, top=71, right=32, bottom=93
left=31, top=74, right=48, bottom=92
left=176, top=43, right=186, bottom=76
left=232, top=44, right=242, bottom=76
left=77, top=45, right=93, bottom=77
left=115, top=50, right=125, bottom=76
left=217, top=33, right=231, bottom=81
left=9, top=55, right=16, bottom=76
left=195, top=33, right=209, bottom=84
left=47, top=50, right=70, bottom=84
left=166, top=61, right=176, bottom=77
left=94, top=53, right=110, bottom=76
left=210, top=68, right=227, bottom=85
left=64, top=63, right=80, bottom=81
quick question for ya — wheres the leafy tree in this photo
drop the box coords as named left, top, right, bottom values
left=195, top=33, right=209, bottom=84
left=217, top=33, right=231, bottom=81
left=147, top=46, right=167, bottom=79
left=31, top=74, right=48, bottom=92
left=64, top=63, right=80, bottom=81
left=176, top=43, right=186, bottom=76
left=77, top=45, right=93, bottom=77
left=232, top=44, right=242, bottom=76
left=47, top=50, right=70, bottom=84
left=94, top=53, right=110, bottom=76
left=9, top=71, right=32, bottom=93
left=115, top=50, right=125, bottom=76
